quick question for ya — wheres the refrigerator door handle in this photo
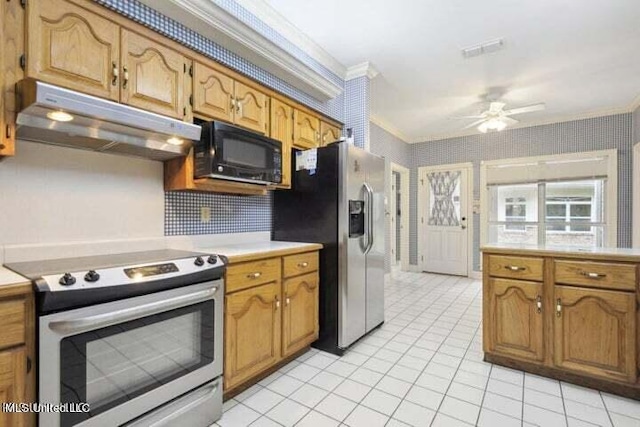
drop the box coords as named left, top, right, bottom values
left=364, top=182, right=374, bottom=254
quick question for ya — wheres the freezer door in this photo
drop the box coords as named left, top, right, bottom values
left=364, top=152, right=386, bottom=332
left=338, top=144, right=369, bottom=348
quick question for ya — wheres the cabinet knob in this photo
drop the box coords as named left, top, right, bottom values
left=536, top=295, right=542, bottom=314
left=286, top=297, right=290, bottom=306
left=556, top=299, right=562, bottom=317
left=506, top=265, right=526, bottom=271
left=298, top=262, right=309, bottom=268
left=122, top=66, right=129, bottom=89
left=275, top=296, right=280, bottom=310
left=112, top=62, right=119, bottom=86
left=580, top=271, right=606, bottom=279
left=247, top=272, right=262, bottom=279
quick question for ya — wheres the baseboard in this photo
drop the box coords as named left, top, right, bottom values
left=468, top=271, right=482, bottom=280
left=406, top=264, right=423, bottom=273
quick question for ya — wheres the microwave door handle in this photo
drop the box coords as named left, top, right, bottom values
left=48, top=286, right=219, bottom=335
left=364, top=182, right=374, bottom=254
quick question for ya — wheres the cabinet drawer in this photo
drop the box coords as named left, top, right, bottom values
left=0, top=298, right=26, bottom=350
left=226, top=258, right=280, bottom=293
left=283, top=252, right=318, bottom=278
left=554, top=260, right=636, bottom=291
left=488, top=255, right=544, bottom=281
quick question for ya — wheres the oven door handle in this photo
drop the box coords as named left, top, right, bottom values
left=48, top=286, right=219, bottom=335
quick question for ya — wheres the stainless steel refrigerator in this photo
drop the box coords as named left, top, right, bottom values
left=272, top=142, right=385, bottom=354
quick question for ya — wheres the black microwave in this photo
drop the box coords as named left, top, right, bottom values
left=193, top=121, right=282, bottom=185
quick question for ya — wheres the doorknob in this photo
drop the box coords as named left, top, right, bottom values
left=461, top=225, right=467, bottom=229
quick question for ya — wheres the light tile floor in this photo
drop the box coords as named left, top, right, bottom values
left=213, top=271, right=640, bottom=427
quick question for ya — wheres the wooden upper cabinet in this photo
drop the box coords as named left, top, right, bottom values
left=320, top=121, right=341, bottom=146
left=224, top=282, right=281, bottom=391
left=282, top=273, right=319, bottom=357
left=234, top=82, right=268, bottom=134
left=270, top=99, right=293, bottom=188
left=554, top=285, right=636, bottom=383
left=192, top=61, right=234, bottom=122
left=0, top=347, right=27, bottom=427
left=487, top=278, right=544, bottom=362
left=120, top=30, right=186, bottom=119
left=27, top=0, right=120, bottom=101
left=293, top=109, right=320, bottom=149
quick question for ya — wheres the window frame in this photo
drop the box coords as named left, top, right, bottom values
left=480, top=150, right=617, bottom=248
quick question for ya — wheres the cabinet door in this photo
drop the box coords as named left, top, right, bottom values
left=0, top=347, right=26, bottom=427
left=293, top=109, right=320, bottom=149
left=234, top=82, right=268, bottom=134
left=225, top=282, right=281, bottom=391
left=487, top=278, right=544, bottom=362
left=554, top=285, right=636, bottom=383
left=120, top=30, right=186, bottom=119
left=270, top=99, right=293, bottom=188
left=282, top=273, right=319, bottom=357
left=27, top=0, right=120, bottom=101
left=192, top=61, right=234, bottom=123
left=320, top=121, right=341, bottom=146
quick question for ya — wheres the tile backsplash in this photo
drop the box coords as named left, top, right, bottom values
left=165, top=192, right=272, bottom=236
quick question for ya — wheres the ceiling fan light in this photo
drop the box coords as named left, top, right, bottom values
left=478, top=117, right=507, bottom=133
left=478, top=122, right=489, bottom=133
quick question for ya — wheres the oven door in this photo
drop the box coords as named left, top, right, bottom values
left=38, top=280, right=223, bottom=427
left=213, top=123, right=281, bottom=184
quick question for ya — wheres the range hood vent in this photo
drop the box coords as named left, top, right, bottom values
left=16, top=79, right=201, bottom=161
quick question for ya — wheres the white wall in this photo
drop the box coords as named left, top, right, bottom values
left=0, top=140, right=164, bottom=246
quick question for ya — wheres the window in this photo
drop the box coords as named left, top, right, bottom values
left=481, top=150, right=616, bottom=248
left=504, top=197, right=526, bottom=230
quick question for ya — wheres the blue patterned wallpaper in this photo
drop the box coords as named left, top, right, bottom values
left=345, top=77, right=371, bottom=149
left=410, top=113, right=634, bottom=270
left=370, top=123, right=411, bottom=273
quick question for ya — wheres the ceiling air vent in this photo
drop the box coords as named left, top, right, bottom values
left=462, top=38, right=505, bottom=59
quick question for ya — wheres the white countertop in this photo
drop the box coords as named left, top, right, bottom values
left=0, top=266, right=28, bottom=287
left=481, top=243, right=640, bottom=260
left=196, top=241, right=322, bottom=261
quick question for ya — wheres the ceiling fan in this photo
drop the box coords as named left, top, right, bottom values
left=455, top=101, right=546, bottom=133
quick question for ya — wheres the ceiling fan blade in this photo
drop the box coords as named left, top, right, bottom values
left=503, top=103, right=546, bottom=116
left=502, top=116, right=519, bottom=125
left=489, top=102, right=506, bottom=113
left=463, top=119, right=487, bottom=129
left=449, top=115, right=486, bottom=120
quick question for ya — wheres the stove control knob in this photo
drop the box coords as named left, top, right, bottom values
left=59, top=273, right=76, bottom=286
left=207, top=255, right=218, bottom=265
left=84, top=270, right=100, bottom=282
left=194, top=256, right=205, bottom=267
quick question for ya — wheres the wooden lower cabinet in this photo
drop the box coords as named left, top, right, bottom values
left=486, top=278, right=544, bottom=362
left=554, top=285, right=636, bottom=383
left=223, top=251, right=320, bottom=394
left=0, top=347, right=26, bottom=427
left=224, top=282, right=281, bottom=391
left=283, top=273, right=319, bottom=357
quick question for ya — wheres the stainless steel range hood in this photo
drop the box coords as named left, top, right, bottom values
left=16, top=79, right=201, bottom=161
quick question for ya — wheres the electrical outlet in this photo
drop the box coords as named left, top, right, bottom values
left=200, top=206, right=211, bottom=223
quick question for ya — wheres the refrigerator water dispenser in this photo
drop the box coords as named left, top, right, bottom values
left=349, top=200, right=365, bottom=237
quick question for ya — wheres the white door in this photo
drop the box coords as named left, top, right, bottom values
left=420, top=166, right=470, bottom=276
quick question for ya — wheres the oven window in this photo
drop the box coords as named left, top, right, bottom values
left=59, top=301, right=214, bottom=426
left=223, top=137, right=268, bottom=169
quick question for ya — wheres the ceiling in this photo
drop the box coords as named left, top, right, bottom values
left=260, top=0, right=640, bottom=142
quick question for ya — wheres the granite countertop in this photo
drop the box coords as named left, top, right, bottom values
left=0, top=266, right=29, bottom=287
left=197, top=241, right=323, bottom=263
left=481, top=243, right=640, bottom=261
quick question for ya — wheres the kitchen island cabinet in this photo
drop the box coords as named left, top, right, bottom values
left=482, top=244, right=640, bottom=399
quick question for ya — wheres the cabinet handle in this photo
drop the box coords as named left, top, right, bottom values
left=112, top=62, right=119, bottom=86
left=556, top=299, right=562, bottom=317
left=536, top=295, right=542, bottom=314
left=230, top=97, right=236, bottom=112
left=315, top=131, right=320, bottom=142
left=122, top=66, right=129, bottom=89
left=505, top=265, right=526, bottom=271
left=580, top=271, right=606, bottom=279
left=298, top=262, right=309, bottom=268
left=286, top=296, right=290, bottom=306
left=275, top=296, right=280, bottom=310
left=236, top=100, right=241, bottom=114
left=26, top=356, right=32, bottom=374
left=246, top=272, right=262, bottom=279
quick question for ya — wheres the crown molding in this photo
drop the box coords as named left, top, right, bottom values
left=235, top=0, right=347, bottom=79
left=370, top=114, right=410, bottom=143
left=411, top=105, right=635, bottom=144
left=346, top=62, right=379, bottom=81
left=137, top=0, right=342, bottom=101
